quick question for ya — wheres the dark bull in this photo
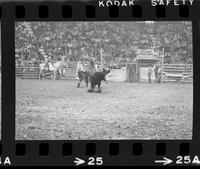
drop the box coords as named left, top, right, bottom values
left=87, top=68, right=110, bottom=93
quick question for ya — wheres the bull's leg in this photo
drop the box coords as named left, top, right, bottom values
left=85, top=75, right=89, bottom=88
left=91, top=84, right=95, bottom=91
left=88, top=84, right=94, bottom=92
left=87, top=74, right=92, bottom=90
left=97, top=83, right=102, bottom=93
left=77, top=72, right=82, bottom=88
left=77, top=78, right=82, bottom=88
left=87, top=78, right=94, bottom=93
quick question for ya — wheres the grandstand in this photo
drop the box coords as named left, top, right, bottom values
left=15, top=21, right=193, bottom=82
left=15, top=21, right=192, bottom=65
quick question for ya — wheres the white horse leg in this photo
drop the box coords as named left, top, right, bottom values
left=62, top=68, right=65, bottom=77
left=59, top=69, right=62, bottom=79
left=52, top=71, right=54, bottom=80
left=53, top=70, right=56, bottom=80
left=38, top=71, right=40, bottom=80
left=39, top=70, right=42, bottom=80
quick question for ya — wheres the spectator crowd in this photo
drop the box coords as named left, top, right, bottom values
left=15, top=21, right=193, bottom=68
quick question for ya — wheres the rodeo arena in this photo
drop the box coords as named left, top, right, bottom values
left=15, top=21, right=193, bottom=140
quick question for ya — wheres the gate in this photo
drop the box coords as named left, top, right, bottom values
left=126, top=63, right=139, bottom=82
left=125, top=63, right=193, bottom=83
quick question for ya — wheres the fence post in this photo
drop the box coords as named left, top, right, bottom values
left=161, top=56, right=164, bottom=83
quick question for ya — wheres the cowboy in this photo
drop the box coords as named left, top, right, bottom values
left=94, top=61, right=103, bottom=72
left=77, top=57, right=96, bottom=88
left=77, top=58, right=87, bottom=87
left=157, top=65, right=162, bottom=83
left=78, top=58, right=86, bottom=72
left=154, top=63, right=159, bottom=80
left=44, top=57, right=50, bottom=71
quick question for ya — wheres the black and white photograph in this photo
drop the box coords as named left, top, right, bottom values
left=0, top=23, right=1, bottom=139
left=15, top=21, right=193, bottom=140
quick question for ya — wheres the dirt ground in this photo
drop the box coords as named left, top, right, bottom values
left=16, top=79, right=193, bottom=140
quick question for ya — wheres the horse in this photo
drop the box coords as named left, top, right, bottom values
left=53, top=61, right=67, bottom=78
left=39, top=58, right=67, bottom=80
left=39, top=62, right=55, bottom=80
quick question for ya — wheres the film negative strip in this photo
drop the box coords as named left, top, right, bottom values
left=0, top=0, right=200, bottom=166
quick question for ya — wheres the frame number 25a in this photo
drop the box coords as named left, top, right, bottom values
left=176, top=156, right=200, bottom=165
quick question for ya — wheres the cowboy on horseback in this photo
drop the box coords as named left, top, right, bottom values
left=44, top=57, right=51, bottom=72
left=39, top=57, right=54, bottom=80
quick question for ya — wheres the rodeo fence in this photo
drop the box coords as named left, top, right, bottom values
left=16, top=61, right=78, bottom=80
left=162, top=64, right=193, bottom=83
left=16, top=61, right=193, bottom=83
left=16, top=67, right=39, bottom=79
left=126, top=63, right=193, bottom=83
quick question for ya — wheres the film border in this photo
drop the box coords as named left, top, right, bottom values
left=0, top=0, right=199, bottom=166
